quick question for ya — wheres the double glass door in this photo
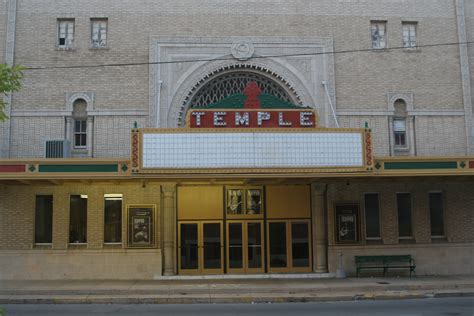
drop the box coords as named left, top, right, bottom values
left=267, top=220, right=312, bottom=273
left=226, top=221, right=264, bottom=274
left=178, top=221, right=223, bottom=275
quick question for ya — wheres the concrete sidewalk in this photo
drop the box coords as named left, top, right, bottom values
left=1, top=275, right=473, bottom=304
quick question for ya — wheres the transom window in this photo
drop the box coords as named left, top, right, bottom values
left=190, top=71, right=293, bottom=108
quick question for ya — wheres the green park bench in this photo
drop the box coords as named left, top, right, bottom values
left=355, top=255, right=416, bottom=277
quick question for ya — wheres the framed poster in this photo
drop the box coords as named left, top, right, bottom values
left=127, top=205, right=156, bottom=248
left=246, top=189, right=262, bottom=215
left=334, top=203, right=360, bottom=244
left=226, top=189, right=243, bottom=215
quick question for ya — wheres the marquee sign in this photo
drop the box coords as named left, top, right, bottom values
left=188, top=109, right=317, bottom=128
left=130, top=82, right=374, bottom=174
left=187, top=82, right=318, bottom=128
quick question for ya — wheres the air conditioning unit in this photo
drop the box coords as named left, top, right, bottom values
left=45, top=140, right=71, bottom=158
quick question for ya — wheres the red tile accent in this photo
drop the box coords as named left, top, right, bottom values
left=0, top=165, right=26, bottom=173
left=469, top=161, right=474, bottom=169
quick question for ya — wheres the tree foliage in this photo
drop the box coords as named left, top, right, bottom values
left=0, top=63, right=24, bottom=121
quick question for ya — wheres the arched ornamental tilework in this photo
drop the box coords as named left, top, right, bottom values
left=177, top=64, right=305, bottom=126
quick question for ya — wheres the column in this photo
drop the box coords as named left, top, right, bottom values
left=311, top=183, right=328, bottom=273
left=161, top=183, right=177, bottom=276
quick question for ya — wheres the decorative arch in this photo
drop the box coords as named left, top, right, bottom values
left=167, top=59, right=315, bottom=127
left=387, top=92, right=413, bottom=113
left=66, top=92, right=95, bottom=113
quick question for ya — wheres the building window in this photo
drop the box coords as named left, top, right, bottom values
left=35, top=195, right=53, bottom=244
left=371, top=21, right=387, bottom=49
left=69, top=195, right=87, bottom=244
left=393, top=119, right=407, bottom=147
left=72, top=98, right=88, bottom=149
left=74, top=120, right=87, bottom=148
left=104, top=194, right=122, bottom=243
left=393, top=99, right=408, bottom=149
left=402, top=22, right=417, bottom=48
left=364, top=193, right=380, bottom=239
left=429, top=192, right=445, bottom=237
left=58, top=19, right=74, bottom=48
left=397, top=193, right=413, bottom=238
left=91, top=19, right=108, bottom=48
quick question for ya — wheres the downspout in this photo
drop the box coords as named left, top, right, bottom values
left=455, top=0, right=473, bottom=155
left=322, top=81, right=340, bottom=128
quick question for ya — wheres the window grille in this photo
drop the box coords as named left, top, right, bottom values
left=189, top=71, right=293, bottom=108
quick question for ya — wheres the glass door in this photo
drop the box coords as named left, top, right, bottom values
left=226, top=220, right=264, bottom=274
left=179, top=222, right=199, bottom=274
left=202, top=222, right=224, bottom=274
left=178, top=221, right=223, bottom=275
left=267, top=220, right=312, bottom=273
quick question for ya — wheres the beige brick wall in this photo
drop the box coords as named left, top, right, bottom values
left=1, top=0, right=468, bottom=158
left=0, top=182, right=164, bottom=279
left=326, top=179, right=474, bottom=275
left=93, top=116, right=148, bottom=158
left=328, top=243, right=473, bottom=276
left=0, top=249, right=162, bottom=280
left=338, top=116, right=391, bottom=156
left=0, top=182, right=162, bottom=249
left=9, top=116, right=64, bottom=158
left=0, top=0, right=7, bottom=63
left=414, top=116, right=468, bottom=156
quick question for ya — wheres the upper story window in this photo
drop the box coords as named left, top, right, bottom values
left=393, top=119, right=407, bottom=147
left=58, top=19, right=75, bottom=48
left=393, top=99, right=408, bottom=148
left=91, top=18, right=108, bottom=48
left=72, top=99, right=87, bottom=149
left=371, top=21, right=387, bottom=49
left=402, top=22, right=417, bottom=49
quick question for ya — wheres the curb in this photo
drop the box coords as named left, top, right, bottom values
left=1, top=291, right=473, bottom=305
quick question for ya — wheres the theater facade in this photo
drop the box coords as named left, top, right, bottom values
left=0, top=85, right=473, bottom=279
left=0, top=0, right=473, bottom=280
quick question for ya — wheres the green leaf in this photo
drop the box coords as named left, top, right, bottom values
left=0, top=63, right=24, bottom=121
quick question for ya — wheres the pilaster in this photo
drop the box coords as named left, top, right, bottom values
left=311, top=183, right=328, bottom=273
left=161, top=183, right=177, bottom=276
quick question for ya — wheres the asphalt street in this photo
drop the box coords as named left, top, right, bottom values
left=1, top=297, right=473, bottom=316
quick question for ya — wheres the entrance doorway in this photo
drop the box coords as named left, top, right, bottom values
left=178, top=221, right=224, bottom=275
left=267, top=220, right=312, bottom=273
left=226, top=220, right=265, bottom=274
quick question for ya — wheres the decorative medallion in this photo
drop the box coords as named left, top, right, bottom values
left=231, top=41, right=255, bottom=61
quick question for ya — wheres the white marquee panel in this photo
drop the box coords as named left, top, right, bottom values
left=142, top=132, right=364, bottom=169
